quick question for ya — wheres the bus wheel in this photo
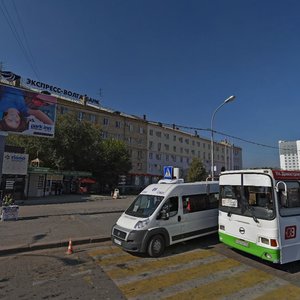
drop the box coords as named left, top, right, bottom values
left=147, top=235, right=165, bottom=257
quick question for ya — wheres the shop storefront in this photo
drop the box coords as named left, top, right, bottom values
left=26, top=167, right=93, bottom=198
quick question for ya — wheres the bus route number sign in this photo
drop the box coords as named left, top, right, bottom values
left=285, top=225, right=297, bottom=240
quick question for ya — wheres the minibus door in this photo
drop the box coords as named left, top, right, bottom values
left=156, top=196, right=182, bottom=244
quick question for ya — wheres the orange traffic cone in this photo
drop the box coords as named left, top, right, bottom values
left=66, top=239, right=73, bottom=255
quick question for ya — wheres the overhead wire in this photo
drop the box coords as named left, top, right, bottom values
left=0, top=86, right=294, bottom=153
left=11, top=0, right=40, bottom=78
left=0, top=0, right=40, bottom=79
left=153, top=121, right=285, bottom=152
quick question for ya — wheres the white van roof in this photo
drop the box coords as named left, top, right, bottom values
left=140, top=181, right=219, bottom=197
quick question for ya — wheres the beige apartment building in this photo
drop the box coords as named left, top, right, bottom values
left=147, top=122, right=242, bottom=179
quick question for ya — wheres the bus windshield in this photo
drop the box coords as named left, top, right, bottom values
left=125, top=194, right=163, bottom=218
left=220, top=185, right=275, bottom=220
left=278, top=181, right=300, bottom=216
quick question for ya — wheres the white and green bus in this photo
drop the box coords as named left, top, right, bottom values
left=219, top=169, right=300, bottom=264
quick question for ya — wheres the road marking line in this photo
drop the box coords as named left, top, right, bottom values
left=114, top=254, right=226, bottom=286
left=254, top=283, right=300, bottom=300
left=164, top=268, right=274, bottom=300
left=120, top=258, right=241, bottom=298
left=131, top=264, right=252, bottom=300
left=71, top=269, right=92, bottom=277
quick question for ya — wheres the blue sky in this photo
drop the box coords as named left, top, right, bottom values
left=1, top=0, right=300, bottom=168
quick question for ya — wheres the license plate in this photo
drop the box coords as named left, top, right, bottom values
left=114, top=238, right=122, bottom=246
left=235, top=239, right=249, bottom=247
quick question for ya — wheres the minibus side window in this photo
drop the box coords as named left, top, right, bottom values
left=182, top=194, right=217, bottom=214
left=208, top=193, right=219, bottom=209
left=168, top=197, right=178, bottom=217
left=160, top=197, right=178, bottom=219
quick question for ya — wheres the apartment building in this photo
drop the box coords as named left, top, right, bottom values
left=279, top=140, right=300, bottom=170
left=147, top=122, right=242, bottom=178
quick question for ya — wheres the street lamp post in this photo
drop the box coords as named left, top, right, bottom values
left=210, top=95, right=236, bottom=180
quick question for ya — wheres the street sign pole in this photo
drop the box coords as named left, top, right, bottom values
left=0, top=134, right=6, bottom=200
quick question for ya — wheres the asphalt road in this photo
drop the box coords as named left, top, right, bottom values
left=0, top=244, right=126, bottom=300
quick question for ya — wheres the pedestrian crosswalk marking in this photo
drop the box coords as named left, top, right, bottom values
left=107, top=249, right=218, bottom=280
left=254, top=284, right=300, bottom=300
left=119, top=258, right=241, bottom=298
left=88, top=244, right=300, bottom=300
left=165, top=268, right=273, bottom=300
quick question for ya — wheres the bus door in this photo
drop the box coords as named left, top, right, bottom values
left=276, top=181, right=300, bottom=264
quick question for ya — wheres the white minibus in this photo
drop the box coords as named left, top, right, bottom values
left=111, top=179, right=219, bottom=257
left=219, top=169, right=300, bottom=264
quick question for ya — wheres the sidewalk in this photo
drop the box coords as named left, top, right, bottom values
left=0, top=194, right=135, bottom=256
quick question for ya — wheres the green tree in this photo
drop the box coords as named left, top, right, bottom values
left=50, top=113, right=102, bottom=171
left=94, top=139, right=132, bottom=190
left=6, top=113, right=132, bottom=190
left=187, top=157, right=207, bottom=182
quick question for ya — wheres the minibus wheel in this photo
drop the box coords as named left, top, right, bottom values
left=147, top=235, right=165, bottom=257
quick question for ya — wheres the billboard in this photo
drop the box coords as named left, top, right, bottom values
left=0, top=84, right=57, bottom=137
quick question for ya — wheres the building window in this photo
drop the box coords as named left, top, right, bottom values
left=78, top=112, right=84, bottom=121
left=103, top=118, right=109, bottom=126
left=60, top=106, right=68, bottom=114
left=149, top=129, right=153, bottom=135
left=116, top=121, right=121, bottom=128
left=156, top=131, right=162, bottom=138
left=101, top=131, right=108, bottom=139
left=137, top=151, right=142, bottom=159
left=90, top=114, right=96, bottom=123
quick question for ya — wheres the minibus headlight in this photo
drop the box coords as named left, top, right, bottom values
left=134, top=218, right=150, bottom=229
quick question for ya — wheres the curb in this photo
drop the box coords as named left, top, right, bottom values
left=0, top=236, right=112, bottom=257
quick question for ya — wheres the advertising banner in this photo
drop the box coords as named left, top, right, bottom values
left=0, top=84, right=57, bottom=137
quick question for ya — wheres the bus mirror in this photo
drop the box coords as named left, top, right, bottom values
left=276, top=181, right=288, bottom=207
left=206, top=184, right=210, bottom=195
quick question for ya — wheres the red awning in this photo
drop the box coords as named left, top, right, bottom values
left=79, top=178, right=96, bottom=184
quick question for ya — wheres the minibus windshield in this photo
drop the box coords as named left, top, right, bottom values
left=125, top=194, right=164, bottom=218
